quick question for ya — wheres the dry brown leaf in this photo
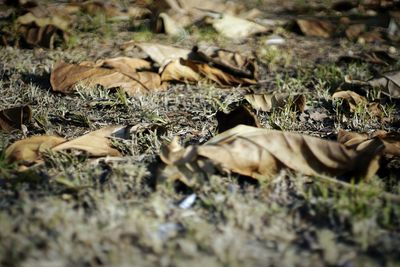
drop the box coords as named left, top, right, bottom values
left=296, top=19, right=335, bottom=38
left=16, top=12, right=69, bottom=48
left=134, top=43, right=258, bottom=85
left=180, top=58, right=257, bottom=86
left=332, top=90, right=382, bottom=116
left=161, top=59, right=256, bottom=86
left=368, top=71, right=400, bottom=99
left=5, top=136, right=67, bottom=165
left=160, top=125, right=384, bottom=185
left=216, top=105, right=261, bottom=133
left=52, top=126, right=124, bottom=157
left=135, top=43, right=191, bottom=66
left=245, top=93, right=306, bottom=112
left=155, top=13, right=186, bottom=36
left=50, top=61, right=165, bottom=96
left=5, top=126, right=129, bottom=166
left=0, top=106, right=32, bottom=132
left=338, top=130, right=400, bottom=156
left=332, top=90, right=367, bottom=112
left=208, top=13, right=268, bottom=39
left=192, top=46, right=258, bottom=80
left=160, top=59, right=201, bottom=82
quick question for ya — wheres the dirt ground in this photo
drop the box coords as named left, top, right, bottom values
left=1, top=0, right=400, bottom=266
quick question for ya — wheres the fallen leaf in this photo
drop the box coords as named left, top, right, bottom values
left=52, top=126, right=125, bottom=157
left=192, top=45, right=258, bottom=80
left=160, top=125, right=384, bottom=185
left=332, top=90, right=368, bottom=112
left=135, top=43, right=191, bottom=66
left=332, top=90, right=382, bottom=117
left=0, top=106, right=32, bottom=132
left=5, top=136, right=67, bottom=165
left=134, top=43, right=258, bottom=85
left=245, top=93, right=306, bottom=112
left=208, top=13, right=269, bottom=39
left=368, top=71, right=400, bottom=99
left=5, top=126, right=128, bottom=166
left=160, top=59, right=202, bottom=82
left=296, top=19, right=335, bottom=38
left=156, top=12, right=186, bottom=36
left=216, top=105, right=261, bottom=133
left=16, top=11, right=69, bottom=48
left=50, top=61, right=165, bottom=96
left=159, top=46, right=258, bottom=86
left=338, top=130, right=400, bottom=156
left=180, top=58, right=257, bottom=86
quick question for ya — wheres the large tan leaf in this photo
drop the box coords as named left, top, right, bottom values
left=135, top=43, right=191, bottom=66
left=161, top=125, right=384, bottom=184
left=50, top=61, right=165, bottom=96
left=245, top=93, right=306, bottom=112
left=0, top=106, right=32, bottom=132
left=5, top=136, right=67, bottom=164
left=338, top=130, right=400, bottom=156
left=52, top=126, right=125, bottom=157
left=296, top=19, right=335, bottom=38
left=208, top=13, right=269, bottom=39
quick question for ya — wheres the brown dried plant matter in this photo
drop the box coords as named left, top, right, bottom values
left=161, top=125, right=384, bottom=185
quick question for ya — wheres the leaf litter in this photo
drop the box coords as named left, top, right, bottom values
left=1, top=0, right=400, bottom=266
